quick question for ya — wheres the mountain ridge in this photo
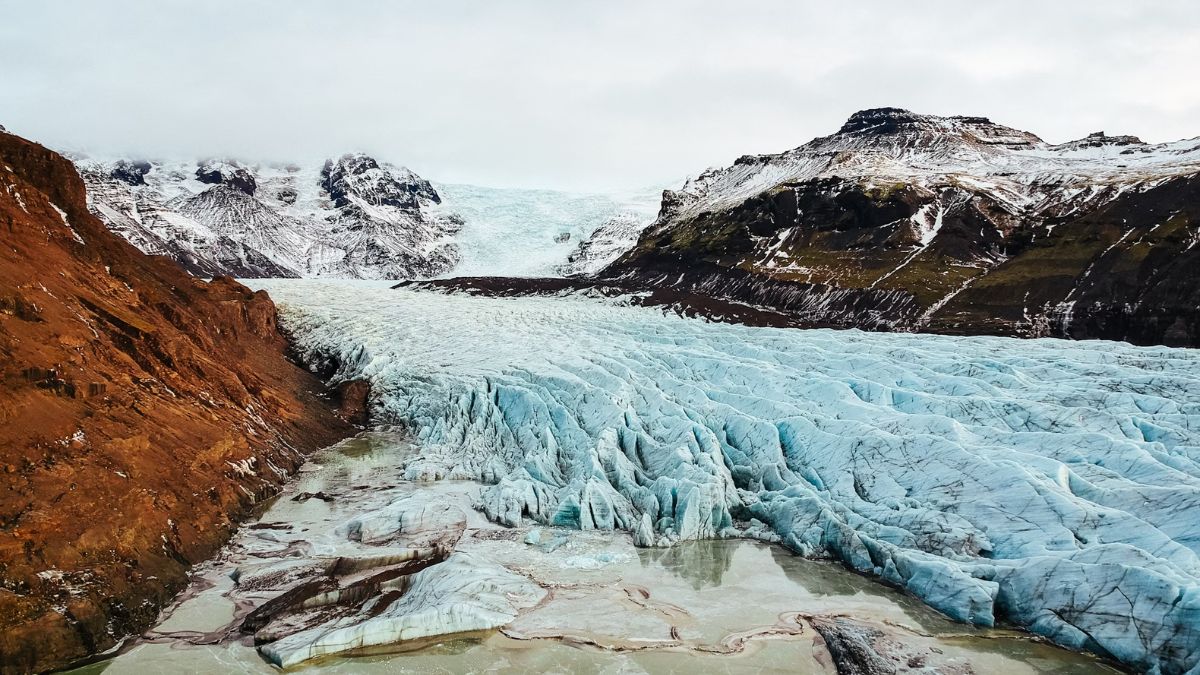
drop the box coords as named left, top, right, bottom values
left=75, top=153, right=463, bottom=280
left=594, top=107, right=1200, bottom=346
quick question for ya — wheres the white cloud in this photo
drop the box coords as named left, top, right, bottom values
left=1, top=0, right=1197, bottom=190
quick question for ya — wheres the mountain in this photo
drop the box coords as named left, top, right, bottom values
left=598, top=108, right=1200, bottom=347
left=75, top=154, right=463, bottom=279
left=0, top=130, right=351, bottom=672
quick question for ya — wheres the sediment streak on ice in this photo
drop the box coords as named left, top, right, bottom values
left=254, top=279, right=1200, bottom=674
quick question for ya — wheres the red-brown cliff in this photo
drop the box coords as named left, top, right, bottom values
left=0, top=130, right=351, bottom=672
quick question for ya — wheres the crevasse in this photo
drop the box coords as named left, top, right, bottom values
left=255, top=279, right=1200, bottom=674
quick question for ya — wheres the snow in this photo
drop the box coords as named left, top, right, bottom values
left=49, top=203, right=85, bottom=245
left=662, top=111, right=1200, bottom=232
left=559, top=211, right=657, bottom=276
left=75, top=156, right=662, bottom=280
left=252, top=279, right=1200, bottom=674
left=74, top=156, right=460, bottom=279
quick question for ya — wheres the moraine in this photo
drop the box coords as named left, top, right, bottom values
left=99, top=280, right=1198, bottom=673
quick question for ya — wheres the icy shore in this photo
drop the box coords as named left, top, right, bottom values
left=253, top=279, right=1200, bottom=673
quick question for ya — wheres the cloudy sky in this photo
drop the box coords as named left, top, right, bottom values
left=3, top=1, right=1198, bottom=190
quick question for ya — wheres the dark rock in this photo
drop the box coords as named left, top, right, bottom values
left=321, top=153, right=440, bottom=210
left=810, top=617, right=899, bottom=675
left=291, top=491, right=335, bottom=503
left=195, top=161, right=257, bottom=195
left=838, top=107, right=931, bottom=136
left=240, top=578, right=335, bottom=635
left=333, top=379, right=371, bottom=427
left=110, top=159, right=152, bottom=185
left=276, top=187, right=297, bottom=205
left=1054, top=131, right=1146, bottom=151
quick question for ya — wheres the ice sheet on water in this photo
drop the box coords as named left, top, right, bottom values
left=252, top=279, right=1200, bottom=673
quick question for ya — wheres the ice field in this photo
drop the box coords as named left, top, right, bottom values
left=253, top=279, right=1200, bottom=673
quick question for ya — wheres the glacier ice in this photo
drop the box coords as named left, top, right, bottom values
left=253, top=279, right=1200, bottom=673
left=434, top=183, right=659, bottom=277
left=259, top=552, right=546, bottom=668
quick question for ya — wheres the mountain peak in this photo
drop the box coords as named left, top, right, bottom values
left=196, top=158, right=257, bottom=195
left=321, top=153, right=441, bottom=209
left=1052, top=131, right=1146, bottom=151
left=830, top=107, right=1042, bottom=149
left=837, top=108, right=929, bottom=135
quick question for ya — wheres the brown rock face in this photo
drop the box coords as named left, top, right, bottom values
left=0, top=130, right=352, bottom=672
left=333, top=379, right=372, bottom=428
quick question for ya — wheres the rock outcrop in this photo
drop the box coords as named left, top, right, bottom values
left=74, top=153, right=463, bottom=280
left=558, top=212, right=653, bottom=276
left=600, top=108, right=1200, bottom=347
left=0, top=130, right=352, bottom=672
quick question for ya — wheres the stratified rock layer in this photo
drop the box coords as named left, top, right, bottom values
left=0, top=131, right=351, bottom=673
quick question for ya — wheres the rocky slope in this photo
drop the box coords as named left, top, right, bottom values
left=558, top=211, right=654, bottom=276
left=601, top=108, right=1200, bottom=347
left=75, top=154, right=463, bottom=280
left=0, top=130, right=352, bottom=672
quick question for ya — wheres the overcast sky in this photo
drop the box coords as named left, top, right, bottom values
left=2, top=1, right=1198, bottom=190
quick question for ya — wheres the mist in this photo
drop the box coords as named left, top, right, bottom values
left=2, top=0, right=1198, bottom=190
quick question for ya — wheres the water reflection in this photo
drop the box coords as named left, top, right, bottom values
left=636, top=540, right=737, bottom=589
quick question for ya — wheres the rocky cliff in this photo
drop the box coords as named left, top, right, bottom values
left=75, top=153, right=463, bottom=280
left=601, top=108, right=1200, bottom=347
left=0, top=130, right=352, bottom=672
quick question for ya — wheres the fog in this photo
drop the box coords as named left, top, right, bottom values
left=2, top=1, right=1197, bottom=190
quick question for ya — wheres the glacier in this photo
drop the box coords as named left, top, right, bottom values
left=253, top=279, right=1200, bottom=674
left=434, top=183, right=659, bottom=277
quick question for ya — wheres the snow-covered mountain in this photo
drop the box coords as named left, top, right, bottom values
left=75, top=154, right=662, bottom=280
left=598, top=108, right=1200, bottom=346
left=557, top=211, right=655, bottom=276
left=75, top=154, right=463, bottom=279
